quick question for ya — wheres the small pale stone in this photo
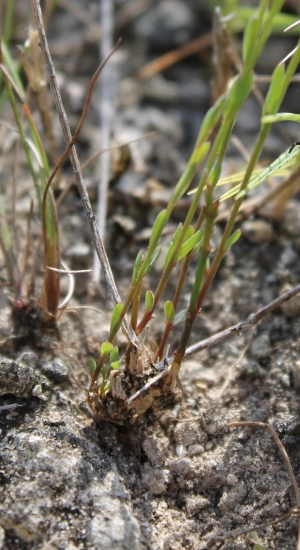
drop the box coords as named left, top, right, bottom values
left=32, top=385, right=42, bottom=397
left=242, top=219, right=274, bottom=244
left=169, top=458, right=191, bottom=477
left=142, top=437, right=168, bottom=466
left=188, top=444, right=204, bottom=457
left=176, top=444, right=187, bottom=457
left=47, top=412, right=62, bottom=424
left=185, top=496, right=210, bottom=516
left=226, top=474, right=238, bottom=486
left=275, top=401, right=289, bottom=413
left=0, top=525, right=5, bottom=549
left=219, top=481, right=247, bottom=513
left=279, top=374, right=290, bottom=388
left=173, top=422, right=199, bottom=446
left=142, top=467, right=169, bottom=495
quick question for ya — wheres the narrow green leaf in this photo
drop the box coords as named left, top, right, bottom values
left=262, top=63, right=285, bottom=116
left=198, top=95, right=226, bottom=143
left=164, top=223, right=183, bottom=269
left=224, top=229, right=242, bottom=251
left=101, top=341, right=114, bottom=356
left=224, top=71, right=253, bottom=119
left=110, top=303, right=123, bottom=334
left=145, top=290, right=154, bottom=312
left=87, top=358, right=96, bottom=373
left=132, top=251, right=143, bottom=283
left=164, top=300, right=175, bottom=323
left=189, top=141, right=210, bottom=166
left=242, top=16, right=259, bottom=64
left=262, top=112, right=300, bottom=124
left=110, top=346, right=119, bottom=364
left=208, top=161, right=221, bottom=187
left=149, top=209, right=167, bottom=247
left=177, top=229, right=204, bottom=262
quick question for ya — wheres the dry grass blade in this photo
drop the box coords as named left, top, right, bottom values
left=137, top=33, right=213, bottom=80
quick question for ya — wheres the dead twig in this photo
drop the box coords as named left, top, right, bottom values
left=184, top=283, right=300, bottom=358
left=30, top=0, right=139, bottom=347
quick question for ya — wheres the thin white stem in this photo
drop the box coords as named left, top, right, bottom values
left=93, top=0, right=115, bottom=282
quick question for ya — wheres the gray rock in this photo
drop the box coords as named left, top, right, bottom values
left=173, top=422, right=199, bottom=447
left=0, top=358, right=50, bottom=398
left=134, top=0, right=195, bottom=48
left=280, top=246, right=298, bottom=268
left=142, top=436, right=168, bottom=467
left=41, top=359, right=70, bottom=383
left=169, top=458, right=191, bottom=477
left=219, top=481, right=247, bottom=513
left=238, top=358, right=267, bottom=378
left=282, top=201, right=300, bottom=237
left=250, top=334, right=271, bottom=360
left=142, top=465, right=169, bottom=495
left=0, top=405, right=141, bottom=549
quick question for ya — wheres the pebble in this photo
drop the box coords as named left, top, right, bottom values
left=173, top=422, right=199, bottom=447
left=250, top=334, right=271, bottom=360
left=275, top=401, right=289, bottom=413
left=66, top=243, right=91, bottom=259
left=188, top=444, right=204, bottom=457
left=16, top=351, right=39, bottom=369
left=169, top=458, right=191, bottom=477
left=218, top=481, right=247, bottom=513
left=142, top=467, right=169, bottom=495
left=279, top=373, right=290, bottom=388
left=185, top=496, right=210, bottom=516
left=226, top=474, right=238, bottom=486
left=238, top=358, right=267, bottom=378
left=32, top=384, right=43, bottom=397
left=175, top=444, right=187, bottom=457
left=0, top=526, right=4, bottom=549
left=241, top=219, right=274, bottom=244
left=142, top=437, right=168, bottom=466
left=47, top=412, right=63, bottom=425
left=280, top=246, right=298, bottom=267
left=41, top=359, right=70, bottom=384
left=282, top=201, right=300, bottom=237
left=0, top=360, right=50, bottom=398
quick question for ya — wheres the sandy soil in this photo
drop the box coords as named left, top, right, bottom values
left=1, top=1, right=300, bottom=549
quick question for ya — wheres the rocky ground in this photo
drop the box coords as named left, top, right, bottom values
left=1, top=1, right=300, bottom=549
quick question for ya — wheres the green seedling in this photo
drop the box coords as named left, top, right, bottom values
left=87, top=0, right=300, bottom=422
left=28, top=0, right=300, bottom=423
